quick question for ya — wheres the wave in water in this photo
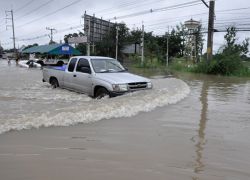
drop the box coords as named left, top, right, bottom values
left=0, top=78, right=190, bottom=134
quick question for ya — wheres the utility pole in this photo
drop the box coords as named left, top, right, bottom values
left=115, top=25, right=119, bottom=60
left=207, top=0, right=215, bottom=63
left=87, top=18, right=91, bottom=56
left=166, top=26, right=169, bottom=67
left=46, top=27, right=56, bottom=44
left=141, top=23, right=144, bottom=66
left=5, top=9, right=16, bottom=58
left=92, top=43, right=95, bottom=55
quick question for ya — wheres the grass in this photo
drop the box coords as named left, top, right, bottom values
left=126, top=54, right=250, bottom=77
left=126, top=54, right=171, bottom=77
left=169, top=57, right=250, bottom=77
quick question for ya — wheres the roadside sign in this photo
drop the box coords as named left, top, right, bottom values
left=68, top=36, right=88, bottom=44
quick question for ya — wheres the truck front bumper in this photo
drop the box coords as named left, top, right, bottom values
left=109, top=91, right=127, bottom=97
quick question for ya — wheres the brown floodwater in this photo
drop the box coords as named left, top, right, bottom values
left=0, top=59, right=249, bottom=180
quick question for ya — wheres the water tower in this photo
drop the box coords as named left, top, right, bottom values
left=184, top=19, right=200, bottom=62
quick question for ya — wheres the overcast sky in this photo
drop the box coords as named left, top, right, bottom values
left=0, top=0, right=250, bottom=53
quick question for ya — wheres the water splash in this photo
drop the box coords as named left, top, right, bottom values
left=0, top=78, right=190, bottom=134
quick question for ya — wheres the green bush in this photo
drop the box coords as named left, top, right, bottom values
left=191, top=26, right=250, bottom=77
left=193, top=54, right=250, bottom=76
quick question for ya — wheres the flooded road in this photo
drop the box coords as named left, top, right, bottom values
left=0, top=60, right=189, bottom=134
left=0, top=59, right=250, bottom=180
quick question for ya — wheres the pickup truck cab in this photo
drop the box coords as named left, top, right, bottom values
left=42, top=56, right=152, bottom=98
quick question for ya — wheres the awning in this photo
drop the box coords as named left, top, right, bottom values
left=22, top=44, right=81, bottom=55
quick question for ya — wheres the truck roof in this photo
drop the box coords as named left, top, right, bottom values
left=71, top=56, right=115, bottom=60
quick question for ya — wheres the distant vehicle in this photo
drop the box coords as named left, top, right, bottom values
left=27, top=53, right=67, bottom=67
left=37, top=58, right=67, bottom=67
left=19, top=60, right=42, bottom=68
left=42, top=56, right=153, bottom=98
left=2, top=53, right=13, bottom=59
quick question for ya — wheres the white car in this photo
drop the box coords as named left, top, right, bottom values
left=19, top=60, right=41, bottom=68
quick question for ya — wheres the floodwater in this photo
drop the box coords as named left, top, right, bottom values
left=0, top=60, right=190, bottom=134
left=0, top=59, right=250, bottom=180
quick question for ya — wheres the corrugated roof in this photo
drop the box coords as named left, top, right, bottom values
left=22, top=44, right=81, bottom=55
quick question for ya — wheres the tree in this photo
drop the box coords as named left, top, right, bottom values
left=223, top=26, right=249, bottom=56
left=64, top=32, right=87, bottom=55
left=49, top=40, right=56, bottom=45
left=126, top=29, right=142, bottom=45
left=194, top=26, right=250, bottom=75
left=23, top=43, right=38, bottom=50
left=95, top=23, right=129, bottom=58
left=176, top=23, right=188, bottom=57
left=0, top=45, right=3, bottom=55
left=144, top=32, right=159, bottom=63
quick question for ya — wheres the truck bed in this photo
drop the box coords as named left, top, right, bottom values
left=42, top=65, right=67, bottom=86
left=45, top=65, right=67, bottom=71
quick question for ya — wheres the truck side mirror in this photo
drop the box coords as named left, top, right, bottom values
left=80, top=67, right=91, bottom=74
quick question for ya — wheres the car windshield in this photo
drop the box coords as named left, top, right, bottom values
left=91, top=59, right=126, bottom=73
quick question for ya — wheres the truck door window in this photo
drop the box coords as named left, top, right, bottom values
left=76, top=58, right=90, bottom=72
left=68, top=58, right=77, bottom=72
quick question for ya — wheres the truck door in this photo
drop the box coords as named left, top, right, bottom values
left=73, top=58, right=93, bottom=94
left=63, top=58, right=77, bottom=89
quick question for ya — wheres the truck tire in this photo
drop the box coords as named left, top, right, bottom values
left=50, top=78, right=59, bottom=88
left=95, top=87, right=110, bottom=99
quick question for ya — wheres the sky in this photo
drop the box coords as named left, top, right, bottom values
left=0, top=0, right=250, bottom=54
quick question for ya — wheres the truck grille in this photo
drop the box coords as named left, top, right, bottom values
left=128, top=82, right=147, bottom=90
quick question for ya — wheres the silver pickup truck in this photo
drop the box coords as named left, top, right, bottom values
left=42, top=56, right=152, bottom=98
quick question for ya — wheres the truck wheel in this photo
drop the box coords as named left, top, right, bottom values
left=95, top=87, right=110, bottom=99
left=50, top=78, right=59, bottom=88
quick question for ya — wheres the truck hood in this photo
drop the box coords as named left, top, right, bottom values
left=95, top=72, right=151, bottom=84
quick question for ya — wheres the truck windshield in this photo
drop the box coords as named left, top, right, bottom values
left=91, top=59, right=126, bottom=73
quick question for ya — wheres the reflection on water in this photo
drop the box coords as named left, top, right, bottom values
left=192, top=81, right=209, bottom=179
left=179, top=72, right=250, bottom=180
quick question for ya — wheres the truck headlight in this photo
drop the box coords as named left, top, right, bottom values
left=147, top=82, right=153, bottom=89
left=112, top=84, right=128, bottom=92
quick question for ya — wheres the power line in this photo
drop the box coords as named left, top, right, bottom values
left=201, top=0, right=209, bottom=8
left=16, top=0, right=83, bottom=28
left=17, top=20, right=81, bottom=39
left=108, top=0, right=203, bottom=21
left=4, top=1, right=250, bottom=48
left=217, top=6, right=250, bottom=13
left=216, top=17, right=250, bottom=23
left=2, top=1, right=204, bottom=45
left=94, top=0, right=154, bottom=14
left=16, top=0, right=55, bottom=20
left=126, top=6, right=250, bottom=28
left=15, top=0, right=35, bottom=13
left=99, top=0, right=167, bottom=17
left=17, top=24, right=83, bottom=42
left=18, top=34, right=48, bottom=41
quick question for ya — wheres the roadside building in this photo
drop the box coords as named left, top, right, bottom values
left=22, top=43, right=81, bottom=66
